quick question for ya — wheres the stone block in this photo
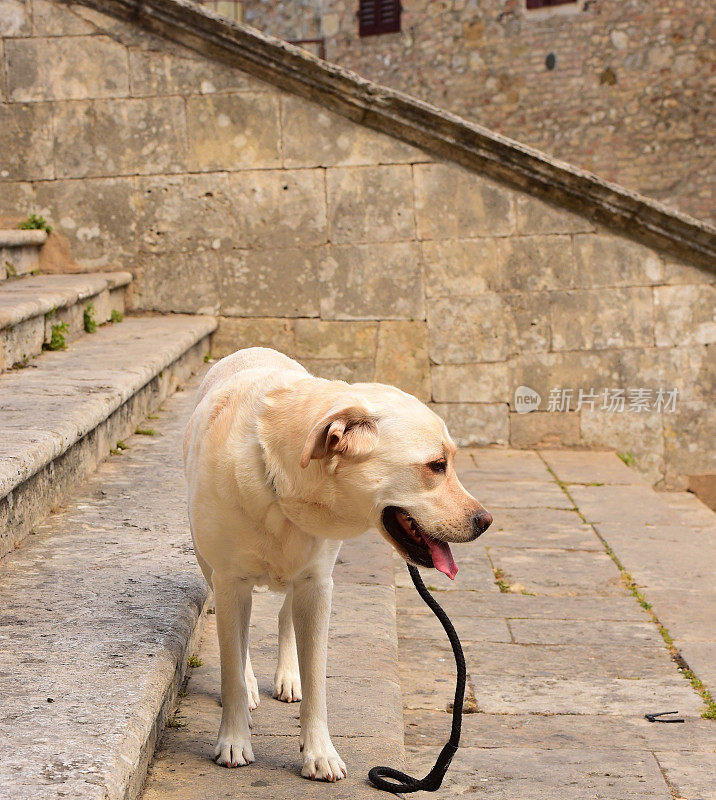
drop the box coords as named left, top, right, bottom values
left=281, top=93, right=426, bottom=167
left=580, top=408, right=665, bottom=486
left=653, top=284, right=716, bottom=347
left=211, top=316, right=294, bottom=358
left=0, top=0, right=30, bottom=36
left=0, top=243, right=39, bottom=277
left=374, top=320, right=430, bottom=401
left=618, top=345, right=712, bottom=401
left=431, top=363, right=508, bottom=403
left=319, top=242, right=424, bottom=320
left=5, top=36, right=129, bottom=101
left=540, top=450, right=643, bottom=485
left=497, top=235, right=574, bottom=291
left=515, top=194, right=595, bottom=234
left=429, top=293, right=539, bottom=363
left=550, top=287, right=654, bottom=350
left=510, top=350, right=624, bottom=402
left=0, top=102, right=54, bottom=180
left=663, top=400, right=716, bottom=488
left=422, top=237, right=501, bottom=297
left=217, top=246, right=320, bottom=317
left=326, top=165, right=414, bottom=243
left=53, top=97, right=187, bottom=179
left=30, top=0, right=96, bottom=35
left=129, top=48, right=255, bottom=96
left=654, top=750, right=716, bottom=800
left=225, top=169, right=327, bottom=248
left=0, top=180, right=34, bottom=219
left=662, top=257, right=716, bottom=285
left=509, top=410, right=581, bottom=448
left=573, top=233, right=664, bottom=287
left=292, top=318, right=377, bottom=360
left=133, top=251, right=218, bottom=314
left=185, top=91, right=282, bottom=171
left=132, top=172, right=232, bottom=255
left=429, top=402, right=509, bottom=446
left=34, top=177, right=135, bottom=264
left=301, top=358, right=374, bottom=383
left=1, top=315, right=43, bottom=369
left=414, top=162, right=514, bottom=239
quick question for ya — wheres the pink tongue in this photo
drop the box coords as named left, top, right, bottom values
left=425, top=538, right=458, bottom=580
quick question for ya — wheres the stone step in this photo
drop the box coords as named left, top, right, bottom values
left=0, top=271, right=132, bottom=370
left=0, top=228, right=48, bottom=280
left=0, top=313, right=215, bottom=558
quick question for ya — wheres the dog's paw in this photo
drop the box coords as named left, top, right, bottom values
left=214, top=729, right=254, bottom=768
left=273, top=667, right=302, bottom=703
left=301, top=740, right=346, bottom=782
left=246, top=672, right=260, bottom=711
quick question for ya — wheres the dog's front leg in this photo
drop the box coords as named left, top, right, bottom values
left=274, top=588, right=302, bottom=702
left=213, top=574, right=255, bottom=768
left=292, top=574, right=347, bottom=782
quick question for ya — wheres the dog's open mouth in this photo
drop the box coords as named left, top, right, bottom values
left=381, top=506, right=458, bottom=580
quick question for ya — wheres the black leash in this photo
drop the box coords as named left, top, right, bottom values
left=368, top=563, right=466, bottom=794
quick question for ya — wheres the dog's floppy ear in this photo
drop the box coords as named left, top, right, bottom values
left=300, top=405, right=378, bottom=468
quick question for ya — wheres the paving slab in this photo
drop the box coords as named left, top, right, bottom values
left=463, top=479, right=573, bottom=510
left=654, top=750, right=716, bottom=800
left=469, top=507, right=599, bottom=550
left=462, top=448, right=554, bottom=481
left=404, top=745, right=672, bottom=800
left=540, top=449, right=646, bottom=485
left=487, top=546, right=625, bottom=596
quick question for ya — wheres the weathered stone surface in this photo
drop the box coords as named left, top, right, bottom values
left=573, top=233, right=664, bottom=287
left=398, top=613, right=511, bottom=643
left=134, top=251, right=219, bottom=314
left=654, top=284, right=716, bottom=347
left=509, top=618, right=662, bottom=647
left=465, top=447, right=553, bottom=481
left=654, top=750, right=716, bottom=800
left=422, top=237, right=501, bottom=297
left=580, top=409, right=665, bottom=487
left=0, top=314, right=42, bottom=369
left=432, top=362, right=508, bottom=403
left=53, top=97, right=187, bottom=178
left=0, top=0, right=30, bottom=36
left=129, top=47, right=256, bottom=96
left=34, top=176, right=135, bottom=264
left=300, top=358, right=374, bottom=382
left=281, top=93, right=426, bottom=168
left=217, top=246, right=320, bottom=318
left=0, top=101, right=54, bottom=180
left=225, top=169, right=327, bottom=248
left=29, top=0, right=96, bottom=35
left=516, top=195, right=595, bottom=235
left=428, top=295, right=514, bottom=363
left=414, top=163, right=515, bottom=239
left=550, top=287, right=654, bottom=350
left=186, top=91, right=282, bottom=171
left=211, top=316, right=294, bottom=358
left=5, top=35, right=129, bottom=101
left=405, top=744, right=673, bottom=799
left=663, top=400, right=716, bottom=488
left=498, top=235, right=574, bottom=291
left=319, top=242, right=424, bottom=320
left=509, top=410, right=581, bottom=448
left=326, top=165, right=414, bottom=243
left=429, top=402, right=509, bottom=446
left=374, top=320, right=430, bottom=401
left=541, top=449, right=644, bottom=485
left=292, top=318, right=376, bottom=359
left=0, top=377, right=211, bottom=800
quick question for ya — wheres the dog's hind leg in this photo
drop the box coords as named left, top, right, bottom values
left=213, top=574, right=255, bottom=768
left=273, top=588, right=302, bottom=702
left=245, top=649, right=260, bottom=712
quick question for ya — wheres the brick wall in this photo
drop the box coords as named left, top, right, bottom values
left=243, top=0, right=715, bottom=227
left=1, top=0, right=713, bottom=489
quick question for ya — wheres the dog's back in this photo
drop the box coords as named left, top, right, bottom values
left=196, top=347, right=307, bottom=404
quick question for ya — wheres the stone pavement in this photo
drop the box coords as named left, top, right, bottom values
left=139, top=446, right=714, bottom=800
left=400, top=449, right=716, bottom=800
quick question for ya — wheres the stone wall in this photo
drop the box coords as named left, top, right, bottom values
left=1, top=0, right=714, bottom=489
left=243, top=0, right=715, bottom=227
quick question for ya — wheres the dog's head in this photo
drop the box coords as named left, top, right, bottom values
left=262, top=380, right=491, bottom=580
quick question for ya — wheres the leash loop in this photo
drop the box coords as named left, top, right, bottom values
left=368, top=563, right=466, bottom=794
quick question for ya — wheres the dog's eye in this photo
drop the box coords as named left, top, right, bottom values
left=427, top=459, right=447, bottom=474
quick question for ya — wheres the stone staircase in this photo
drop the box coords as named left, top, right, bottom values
left=0, top=222, right=217, bottom=798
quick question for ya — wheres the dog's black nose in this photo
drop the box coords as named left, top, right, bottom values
left=471, top=509, right=493, bottom=537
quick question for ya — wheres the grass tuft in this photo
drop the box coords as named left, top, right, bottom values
left=19, top=213, right=52, bottom=233
left=44, top=321, right=69, bottom=351
left=187, top=655, right=203, bottom=669
left=110, top=309, right=124, bottom=324
left=83, top=303, right=97, bottom=333
left=135, top=427, right=156, bottom=436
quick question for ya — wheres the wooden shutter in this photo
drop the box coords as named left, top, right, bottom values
left=359, top=0, right=401, bottom=37
left=526, top=0, right=576, bottom=8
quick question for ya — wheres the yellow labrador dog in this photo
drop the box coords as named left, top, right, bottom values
left=183, top=347, right=492, bottom=782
